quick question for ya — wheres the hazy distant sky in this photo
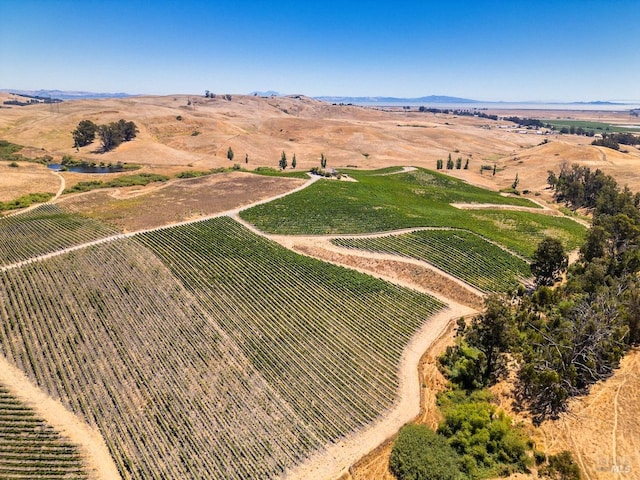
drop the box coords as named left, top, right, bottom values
left=1, top=0, right=639, bottom=101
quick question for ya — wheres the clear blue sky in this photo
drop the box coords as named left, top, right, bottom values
left=1, top=0, right=639, bottom=101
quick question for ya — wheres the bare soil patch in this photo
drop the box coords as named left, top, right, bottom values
left=58, top=171, right=305, bottom=232
left=289, top=240, right=483, bottom=309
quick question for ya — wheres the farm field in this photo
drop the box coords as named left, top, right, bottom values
left=0, top=204, right=117, bottom=266
left=0, top=385, right=88, bottom=480
left=241, top=168, right=586, bottom=258
left=58, top=171, right=306, bottom=232
left=1, top=92, right=639, bottom=480
left=332, top=229, right=531, bottom=293
left=543, top=118, right=640, bottom=134
left=0, top=215, right=445, bottom=479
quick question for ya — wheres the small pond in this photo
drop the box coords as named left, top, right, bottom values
left=47, top=164, right=126, bottom=174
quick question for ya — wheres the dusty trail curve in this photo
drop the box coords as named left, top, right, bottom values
left=0, top=356, right=122, bottom=480
left=52, top=170, right=66, bottom=200
left=285, top=302, right=477, bottom=480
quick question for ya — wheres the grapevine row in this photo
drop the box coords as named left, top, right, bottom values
left=332, top=229, right=531, bottom=292
left=0, top=385, right=88, bottom=479
left=0, top=218, right=444, bottom=479
left=0, top=205, right=117, bottom=266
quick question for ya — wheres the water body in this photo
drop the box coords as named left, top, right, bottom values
left=354, top=101, right=640, bottom=111
left=47, top=164, right=125, bottom=174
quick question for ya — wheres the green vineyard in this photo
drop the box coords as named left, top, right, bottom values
left=0, top=216, right=444, bottom=479
left=240, top=168, right=585, bottom=258
left=0, top=205, right=117, bottom=266
left=332, top=230, right=531, bottom=292
left=0, top=386, right=88, bottom=480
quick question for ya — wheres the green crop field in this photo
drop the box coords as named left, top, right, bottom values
left=0, top=216, right=444, bottom=479
left=0, top=386, right=88, bottom=479
left=543, top=119, right=640, bottom=134
left=0, top=205, right=117, bottom=266
left=333, top=229, right=531, bottom=292
left=240, top=168, right=586, bottom=258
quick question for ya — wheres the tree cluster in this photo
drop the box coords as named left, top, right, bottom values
left=547, top=163, right=623, bottom=211
left=418, top=107, right=498, bottom=121
left=72, top=120, right=98, bottom=148
left=554, top=125, right=595, bottom=137
left=437, top=153, right=468, bottom=171
left=591, top=132, right=640, bottom=150
left=72, top=119, right=137, bottom=152
left=504, top=116, right=544, bottom=128
left=441, top=165, right=640, bottom=424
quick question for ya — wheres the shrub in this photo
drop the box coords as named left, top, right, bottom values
left=176, top=170, right=208, bottom=179
left=437, top=389, right=531, bottom=477
left=8, top=161, right=19, bottom=168
left=539, top=451, right=581, bottom=480
left=390, top=424, right=462, bottom=480
left=0, top=192, right=54, bottom=211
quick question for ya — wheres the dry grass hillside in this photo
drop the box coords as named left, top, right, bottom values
left=1, top=94, right=639, bottom=479
left=2, top=94, right=639, bottom=201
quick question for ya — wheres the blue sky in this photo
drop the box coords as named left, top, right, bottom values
left=1, top=0, right=639, bottom=101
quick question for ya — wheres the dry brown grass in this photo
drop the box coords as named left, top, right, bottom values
left=533, top=349, right=640, bottom=480
left=2, top=95, right=638, bottom=204
left=0, top=162, right=59, bottom=201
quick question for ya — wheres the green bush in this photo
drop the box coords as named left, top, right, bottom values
left=439, top=343, right=487, bottom=390
left=64, top=173, right=169, bottom=194
left=437, top=389, right=531, bottom=478
left=0, top=192, right=54, bottom=212
left=390, top=424, right=462, bottom=480
left=176, top=170, right=209, bottom=179
left=539, top=451, right=581, bottom=480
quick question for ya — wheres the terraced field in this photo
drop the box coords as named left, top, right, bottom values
left=240, top=168, right=585, bottom=258
left=0, top=385, right=88, bottom=480
left=332, top=229, right=531, bottom=292
left=0, top=216, right=444, bottom=479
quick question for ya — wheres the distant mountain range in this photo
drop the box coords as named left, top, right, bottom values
left=0, top=89, right=134, bottom=100
left=250, top=90, right=283, bottom=97
left=315, top=95, right=479, bottom=104
left=2, top=89, right=635, bottom=107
